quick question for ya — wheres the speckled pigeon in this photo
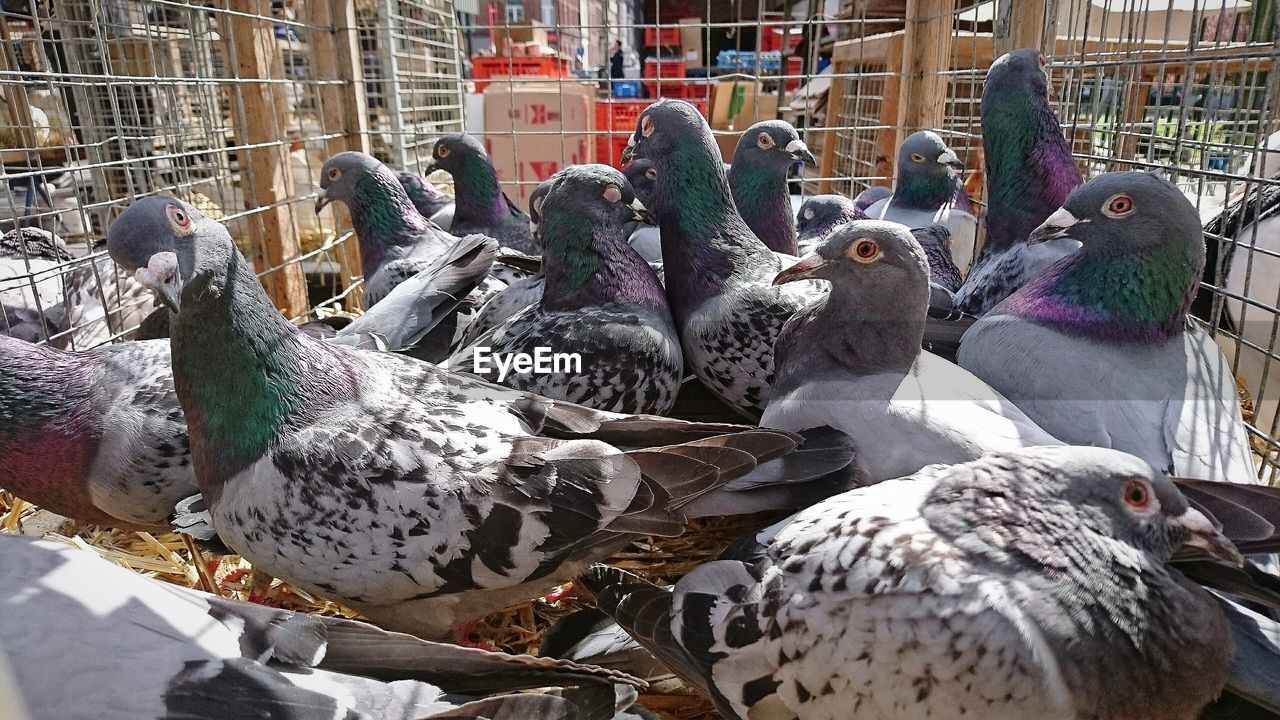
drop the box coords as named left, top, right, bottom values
left=620, top=100, right=825, bottom=418
left=423, top=133, right=538, bottom=254
left=764, top=220, right=1058, bottom=485
left=959, top=171, right=1257, bottom=485
left=0, top=333, right=192, bottom=530
left=106, top=195, right=799, bottom=640
left=794, top=194, right=864, bottom=255
left=727, top=120, right=815, bottom=256
left=955, top=49, right=1083, bottom=315
left=397, top=170, right=455, bottom=223
left=450, top=165, right=682, bottom=416
left=0, top=533, right=649, bottom=720
left=583, top=446, right=1245, bottom=720
left=864, top=130, right=978, bottom=273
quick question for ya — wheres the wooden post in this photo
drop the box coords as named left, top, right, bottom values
left=0, top=17, right=37, bottom=153
left=226, top=0, right=309, bottom=318
left=875, top=35, right=905, bottom=184
left=897, top=0, right=955, bottom=143
left=305, top=0, right=370, bottom=311
left=993, top=0, right=1049, bottom=57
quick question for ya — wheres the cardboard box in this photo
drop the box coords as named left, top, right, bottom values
left=710, top=79, right=780, bottom=130
left=679, top=18, right=703, bottom=69
left=493, top=20, right=548, bottom=55
left=482, top=82, right=594, bottom=206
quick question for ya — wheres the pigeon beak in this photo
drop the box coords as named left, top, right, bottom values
left=773, top=254, right=830, bottom=285
left=630, top=198, right=655, bottom=225
left=621, top=135, right=637, bottom=164
left=937, top=148, right=963, bottom=169
left=1027, top=207, right=1085, bottom=244
left=421, top=158, right=439, bottom=174
left=786, top=139, right=817, bottom=165
left=1173, top=506, right=1244, bottom=567
left=314, top=188, right=330, bottom=215
left=133, top=252, right=184, bottom=313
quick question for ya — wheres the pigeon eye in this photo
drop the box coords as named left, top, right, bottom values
left=640, top=115, right=655, bottom=138
left=1123, top=480, right=1150, bottom=509
left=803, top=208, right=815, bottom=220
left=757, top=132, right=775, bottom=150
left=847, top=238, right=881, bottom=263
left=910, top=153, right=926, bottom=163
left=437, top=144, right=450, bottom=158
left=644, top=167, right=657, bottom=180
left=603, top=185, right=622, bottom=203
left=1103, top=193, right=1135, bottom=218
left=327, top=167, right=340, bottom=181
left=166, top=204, right=191, bottom=229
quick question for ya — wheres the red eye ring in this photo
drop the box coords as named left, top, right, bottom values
left=437, top=144, right=451, bottom=158
left=757, top=132, right=775, bottom=149
left=327, top=167, right=340, bottom=181
left=1123, top=480, right=1150, bottom=508
left=1104, top=193, right=1135, bottom=217
left=167, top=204, right=191, bottom=228
left=848, top=238, right=880, bottom=263
left=644, top=167, right=657, bottom=180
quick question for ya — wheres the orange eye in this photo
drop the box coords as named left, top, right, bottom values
left=757, top=132, right=775, bottom=150
left=167, top=204, right=191, bottom=228
left=327, top=167, right=340, bottom=181
left=1123, top=480, right=1150, bottom=508
left=437, top=144, right=451, bottom=158
left=1104, top=193, right=1134, bottom=217
left=847, top=238, right=881, bottom=263
left=910, top=153, right=926, bottom=163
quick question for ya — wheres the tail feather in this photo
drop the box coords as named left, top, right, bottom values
left=1176, top=480, right=1280, bottom=554
left=1213, top=597, right=1280, bottom=714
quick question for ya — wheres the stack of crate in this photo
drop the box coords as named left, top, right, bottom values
left=642, top=25, right=703, bottom=100
left=594, top=97, right=708, bottom=168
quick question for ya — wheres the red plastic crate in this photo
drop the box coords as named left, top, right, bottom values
left=642, top=59, right=686, bottom=79
left=595, top=134, right=631, bottom=168
left=595, top=100, right=650, bottom=134
left=643, top=26, right=681, bottom=47
left=761, top=24, right=803, bottom=53
left=785, top=57, right=803, bottom=91
left=472, top=55, right=570, bottom=91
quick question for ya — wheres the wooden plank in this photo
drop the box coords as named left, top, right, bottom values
left=874, top=35, right=904, bottom=183
left=226, top=0, right=308, bottom=318
left=0, top=16, right=37, bottom=152
left=993, top=0, right=1048, bottom=57
left=305, top=0, right=370, bottom=311
left=817, top=72, right=846, bottom=194
left=897, top=0, right=955, bottom=135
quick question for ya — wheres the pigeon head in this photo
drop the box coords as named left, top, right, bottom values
left=527, top=175, right=558, bottom=231
left=732, top=120, right=815, bottom=169
left=893, top=131, right=963, bottom=209
left=929, top=446, right=1240, bottom=567
left=424, top=133, right=489, bottom=176
left=851, top=185, right=892, bottom=214
left=395, top=171, right=451, bottom=219
left=621, top=99, right=715, bottom=168
left=622, top=158, right=658, bottom=210
left=315, top=151, right=388, bottom=214
left=985, top=48, right=1050, bottom=100
left=1028, top=170, right=1201, bottom=253
left=107, top=196, right=222, bottom=313
left=795, top=195, right=864, bottom=243
left=541, top=164, right=650, bottom=230
left=775, top=220, right=929, bottom=304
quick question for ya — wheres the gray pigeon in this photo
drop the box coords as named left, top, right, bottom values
left=621, top=159, right=663, bottom=264
left=794, top=194, right=864, bottom=255
left=864, top=130, right=978, bottom=273
left=584, top=446, right=1242, bottom=720
left=763, top=221, right=1059, bottom=485
left=726, top=120, right=816, bottom=256
left=958, top=171, right=1257, bottom=485
left=106, top=196, right=798, bottom=640
left=423, top=133, right=538, bottom=254
left=851, top=185, right=892, bottom=214
left=397, top=170, right=455, bottom=221
left=450, top=165, right=682, bottom=415
left=0, top=533, right=647, bottom=720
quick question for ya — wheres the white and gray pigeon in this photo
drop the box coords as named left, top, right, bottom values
left=449, top=165, right=683, bottom=416
left=620, top=100, right=825, bottom=419
left=0, top=533, right=649, bottom=720
left=583, top=446, right=1251, bottom=720
left=106, top=196, right=799, bottom=640
left=762, top=220, right=1060, bottom=486
left=954, top=49, right=1083, bottom=315
left=864, top=130, right=978, bottom=273
left=959, top=171, right=1257, bottom=485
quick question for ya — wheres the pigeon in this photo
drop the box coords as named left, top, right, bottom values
left=583, top=446, right=1247, bottom=720
left=864, top=130, right=978, bottom=273
left=911, top=224, right=964, bottom=293
left=766, top=220, right=1058, bottom=485
left=958, top=171, right=1257, bottom=485
left=621, top=159, right=663, bottom=264
left=106, top=195, right=799, bottom=640
left=726, top=120, right=816, bottom=256
left=423, top=133, right=538, bottom=254
left=0, top=333, right=193, bottom=530
left=315, top=151, right=496, bottom=310
left=955, top=49, right=1083, bottom=315
left=794, top=194, right=864, bottom=254
left=851, top=185, right=891, bottom=214
left=397, top=170, right=455, bottom=221
left=620, top=99, right=825, bottom=418
left=449, top=165, right=682, bottom=416
left=0, top=533, right=648, bottom=720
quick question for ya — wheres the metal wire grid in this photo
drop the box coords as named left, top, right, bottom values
left=0, top=0, right=461, bottom=347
